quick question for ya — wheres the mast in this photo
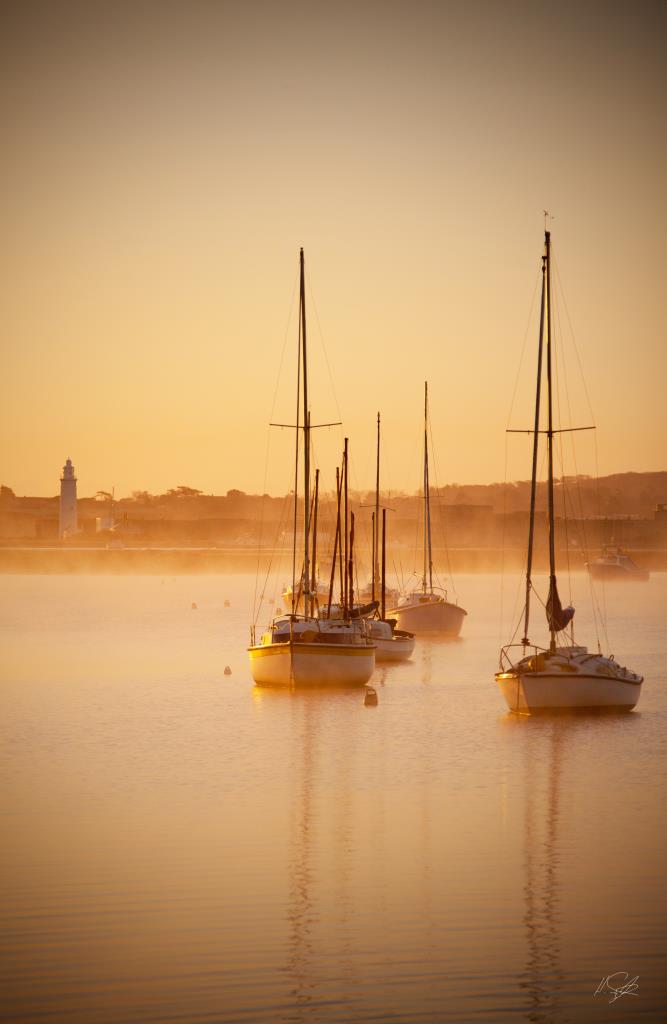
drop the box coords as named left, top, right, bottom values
left=300, top=249, right=311, bottom=619
left=371, top=512, right=376, bottom=603
left=522, top=244, right=547, bottom=646
left=423, top=382, right=433, bottom=593
left=310, top=467, right=319, bottom=611
left=327, top=466, right=341, bottom=617
left=381, top=507, right=387, bottom=621
left=343, top=437, right=349, bottom=616
left=374, top=412, right=380, bottom=600
left=348, top=511, right=355, bottom=616
left=545, top=230, right=557, bottom=653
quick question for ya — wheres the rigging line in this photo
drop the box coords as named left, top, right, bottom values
left=305, top=270, right=345, bottom=447
left=291, top=279, right=303, bottom=611
left=505, top=264, right=542, bottom=430
left=251, top=428, right=272, bottom=624
left=556, top=439, right=573, bottom=608
left=268, top=267, right=300, bottom=426
left=552, top=256, right=597, bottom=426
left=592, top=430, right=609, bottom=652
left=550, top=295, right=573, bottom=607
left=252, top=266, right=300, bottom=625
left=553, top=289, right=591, bottom=646
left=499, top=427, right=509, bottom=649
left=554, top=295, right=589, bottom=645
left=553, top=267, right=605, bottom=650
left=427, top=411, right=456, bottom=599
left=253, top=490, right=293, bottom=627
left=509, top=438, right=549, bottom=643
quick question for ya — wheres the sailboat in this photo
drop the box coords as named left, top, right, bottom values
left=587, top=546, right=649, bottom=582
left=495, top=230, right=643, bottom=712
left=248, top=250, right=376, bottom=687
left=356, top=413, right=399, bottom=608
left=369, top=505, right=416, bottom=661
left=317, top=427, right=415, bottom=662
left=386, top=383, right=467, bottom=636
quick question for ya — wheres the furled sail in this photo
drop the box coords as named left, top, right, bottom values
left=546, top=577, right=575, bottom=632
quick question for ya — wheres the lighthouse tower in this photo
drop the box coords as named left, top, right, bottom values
left=59, top=458, right=78, bottom=539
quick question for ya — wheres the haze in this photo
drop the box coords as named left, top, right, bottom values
left=1, top=0, right=665, bottom=499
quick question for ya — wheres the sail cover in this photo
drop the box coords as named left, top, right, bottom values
left=546, top=577, right=575, bottom=632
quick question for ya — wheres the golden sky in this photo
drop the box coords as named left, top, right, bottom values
left=1, top=0, right=665, bottom=498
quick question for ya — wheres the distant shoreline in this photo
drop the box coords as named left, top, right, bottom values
left=1, top=546, right=665, bottom=574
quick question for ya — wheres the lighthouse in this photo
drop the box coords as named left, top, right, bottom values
left=59, top=458, right=78, bottom=539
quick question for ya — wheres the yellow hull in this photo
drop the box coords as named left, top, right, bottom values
left=248, top=641, right=375, bottom=687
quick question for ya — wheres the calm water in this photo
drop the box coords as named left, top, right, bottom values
left=1, top=572, right=666, bottom=1023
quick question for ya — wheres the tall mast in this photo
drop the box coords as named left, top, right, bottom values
left=374, top=412, right=380, bottom=600
left=348, top=511, right=355, bottom=616
left=381, top=507, right=387, bottom=621
left=300, top=248, right=311, bottom=619
left=423, top=382, right=433, bottom=593
left=522, top=244, right=547, bottom=646
left=545, top=230, right=557, bottom=652
left=343, top=437, right=349, bottom=616
left=327, top=466, right=341, bottom=617
left=310, top=467, right=319, bottom=610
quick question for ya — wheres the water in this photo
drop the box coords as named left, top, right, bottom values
left=1, top=572, right=666, bottom=1023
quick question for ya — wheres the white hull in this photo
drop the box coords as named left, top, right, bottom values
left=372, top=629, right=415, bottom=662
left=249, top=641, right=375, bottom=687
left=495, top=647, right=643, bottom=712
left=387, top=597, right=466, bottom=636
left=496, top=672, right=642, bottom=711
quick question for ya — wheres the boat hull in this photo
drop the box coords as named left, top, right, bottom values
left=387, top=599, right=466, bottom=636
left=248, top=641, right=375, bottom=687
left=588, top=565, right=649, bottom=582
left=495, top=671, right=642, bottom=712
left=373, top=630, right=415, bottom=662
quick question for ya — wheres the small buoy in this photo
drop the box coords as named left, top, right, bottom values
left=224, top=600, right=230, bottom=608
left=224, top=666, right=232, bottom=676
left=191, top=602, right=198, bottom=610
left=364, top=686, right=378, bottom=707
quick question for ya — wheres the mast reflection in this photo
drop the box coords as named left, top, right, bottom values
left=519, top=721, right=565, bottom=1023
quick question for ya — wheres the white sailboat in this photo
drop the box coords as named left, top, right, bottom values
left=371, top=504, right=415, bottom=661
left=495, top=229, right=643, bottom=712
left=587, top=547, right=649, bottom=582
left=387, top=383, right=467, bottom=636
left=318, top=416, right=415, bottom=662
left=248, top=250, right=376, bottom=688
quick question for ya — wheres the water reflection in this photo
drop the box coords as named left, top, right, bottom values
left=417, top=636, right=463, bottom=685
left=283, top=696, right=318, bottom=1021
left=503, top=710, right=640, bottom=1024
left=520, top=721, right=565, bottom=1023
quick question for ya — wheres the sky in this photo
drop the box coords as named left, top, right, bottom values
left=1, top=0, right=665, bottom=499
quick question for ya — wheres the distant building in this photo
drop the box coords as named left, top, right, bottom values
left=59, top=458, right=78, bottom=538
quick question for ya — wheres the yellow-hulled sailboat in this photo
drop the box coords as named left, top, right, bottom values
left=248, top=249, right=376, bottom=687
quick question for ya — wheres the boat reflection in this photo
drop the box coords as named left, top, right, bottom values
left=503, top=711, right=638, bottom=1023
left=276, top=691, right=362, bottom=1022
left=519, top=721, right=565, bottom=1023
left=283, top=696, right=318, bottom=1020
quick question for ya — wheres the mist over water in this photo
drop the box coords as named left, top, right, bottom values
left=2, top=573, right=666, bottom=1022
